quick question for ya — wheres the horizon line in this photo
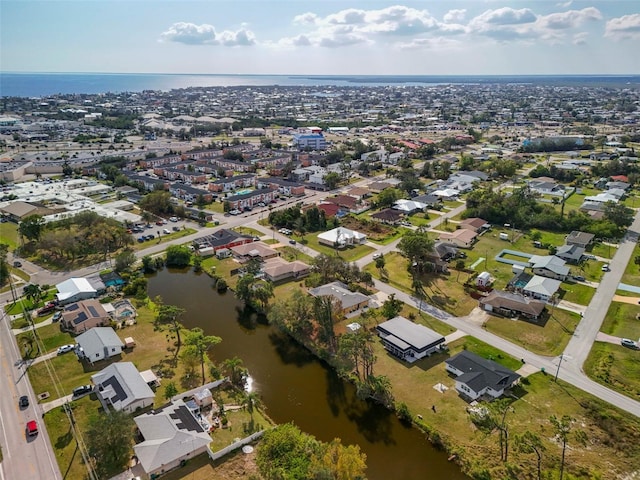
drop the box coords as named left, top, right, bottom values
left=2, top=71, right=640, bottom=77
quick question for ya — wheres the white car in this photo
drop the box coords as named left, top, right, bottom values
left=163, top=229, right=171, bottom=234
left=621, top=338, right=638, bottom=349
left=601, top=264, right=610, bottom=272
left=57, top=344, right=75, bottom=355
left=372, top=253, right=382, bottom=259
left=169, top=216, right=178, bottom=222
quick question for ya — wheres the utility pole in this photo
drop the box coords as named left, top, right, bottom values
left=554, top=354, right=564, bottom=382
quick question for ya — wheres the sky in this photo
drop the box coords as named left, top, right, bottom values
left=2, top=0, right=640, bottom=75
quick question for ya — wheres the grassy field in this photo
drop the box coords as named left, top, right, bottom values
left=484, top=308, right=580, bottom=356
left=620, top=242, right=640, bottom=287
left=1, top=221, right=20, bottom=249
left=599, top=301, right=640, bottom=340
left=16, top=323, right=75, bottom=358
left=5, top=289, right=57, bottom=315
left=296, top=234, right=373, bottom=262
left=131, top=228, right=197, bottom=252
left=557, top=282, right=596, bottom=305
left=364, top=251, right=479, bottom=317
left=373, top=333, right=640, bottom=479
left=231, top=226, right=263, bottom=238
left=275, top=245, right=315, bottom=264
left=585, top=342, right=640, bottom=400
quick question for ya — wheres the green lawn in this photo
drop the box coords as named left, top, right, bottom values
left=0, top=222, right=20, bottom=249
left=484, top=309, right=580, bottom=356
left=557, top=282, right=596, bottom=305
left=600, top=302, right=640, bottom=340
left=5, top=289, right=57, bottom=315
left=585, top=342, right=640, bottom=401
left=231, top=226, right=263, bottom=238
left=297, top=234, right=373, bottom=262
left=275, top=245, right=314, bottom=264
left=620, top=242, right=640, bottom=287
left=131, top=228, right=197, bottom=252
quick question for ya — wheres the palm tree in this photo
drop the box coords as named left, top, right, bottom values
left=242, top=391, right=262, bottom=423
left=223, top=356, right=246, bottom=387
left=23, top=284, right=44, bottom=308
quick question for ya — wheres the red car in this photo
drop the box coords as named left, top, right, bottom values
left=26, top=420, right=38, bottom=437
left=37, top=302, right=57, bottom=316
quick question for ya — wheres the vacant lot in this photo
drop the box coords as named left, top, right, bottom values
left=297, top=234, right=373, bottom=262
left=585, top=342, right=640, bottom=400
left=599, top=301, right=640, bottom=341
left=373, top=334, right=640, bottom=479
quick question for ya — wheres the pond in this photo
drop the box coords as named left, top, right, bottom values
left=148, top=268, right=468, bottom=480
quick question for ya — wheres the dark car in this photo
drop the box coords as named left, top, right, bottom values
left=72, top=385, right=93, bottom=398
left=19, top=395, right=29, bottom=408
left=13, top=260, right=22, bottom=267
left=289, top=239, right=296, bottom=245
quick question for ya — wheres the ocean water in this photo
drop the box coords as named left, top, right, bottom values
left=1, top=72, right=639, bottom=97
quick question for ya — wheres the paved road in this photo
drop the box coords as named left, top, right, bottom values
left=0, top=309, right=62, bottom=480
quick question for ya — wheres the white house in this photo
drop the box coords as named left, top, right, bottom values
left=55, top=278, right=98, bottom=305
left=134, top=399, right=212, bottom=477
left=522, top=275, right=562, bottom=302
left=376, top=316, right=445, bottom=362
left=91, top=362, right=155, bottom=413
left=445, top=351, right=520, bottom=401
left=75, top=327, right=124, bottom=363
left=317, top=227, right=367, bottom=248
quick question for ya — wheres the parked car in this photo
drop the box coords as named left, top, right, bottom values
left=156, top=220, right=164, bottom=226
left=601, top=264, right=610, bottom=272
left=72, top=385, right=93, bottom=397
left=163, top=229, right=171, bottom=234
left=621, top=338, right=638, bottom=349
left=172, top=226, right=180, bottom=232
left=289, top=239, right=296, bottom=245
left=584, top=254, right=597, bottom=260
left=13, top=260, right=22, bottom=267
left=57, top=344, right=75, bottom=355
left=229, top=209, right=241, bottom=216
left=19, top=395, right=29, bottom=408
left=26, top=420, right=38, bottom=437
left=37, top=303, right=57, bottom=316
left=137, top=237, right=145, bottom=243
left=372, top=253, right=382, bottom=259
left=52, top=311, right=62, bottom=322
left=572, top=275, right=585, bottom=282
left=169, top=216, right=178, bottom=222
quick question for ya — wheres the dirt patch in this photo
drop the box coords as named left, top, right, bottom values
left=339, top=216, right=395, bottom=241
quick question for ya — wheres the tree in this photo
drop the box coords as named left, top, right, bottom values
left=380, top=293, right=403, bottom=319
left=138, top=190, right=173, bottom=216
left=549, top=415, right=586, bottom=480
left=165, top=245, right=192, bottom=267
left=376, top=187, right=402, bottom=208
left=242, top=391, right=262, bottom=423
left=0, top=243, right=8, bottom=287
left=314, top=296, right=338, bottom=354
left=183, top=327, right=222, bottom=385
left=267, top=290, right=314, bottom=343
left=61, top=160, right=73, bottom=177
left=256, top=423, right=367, bottom=480
left=337, top=328, right=376, bottom=381
left=603, top=201, right=634, bottom=229
left=163, top=381, right=178, bottom=400
left=324, top=171, right=342, bottom=190
left=236, top=274, right=274, bottom=313
left=18, top=215, right=45, bottom=243
left=514, top=431, right=546, bottom=480
left=141, top=255, right=155, bottom=273
left=23, top=283, right=44, bottom=307
left=85, top=409, right=135, bottom=479
left=223, top=356, right=247, bottom=387
left=635, top=255, right=640, bottom=272
left=114, top=248, right=136, bottom=272
left=375, top=254, right=385, bottom=273
left=397, top=230, right=435, bottom=273
left=156, top=300, right=186, bottom=354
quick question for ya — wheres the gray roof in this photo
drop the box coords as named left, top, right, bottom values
left=555, top=244, right=585, bottom=261
left=91, top=362, right=155, bottom=411
left=377, top=316, right=444, bottom=352
left=308, top=281, right=370, bottom=310
left=446, top=350, right=520, bottom=393
left=76, top=327, right=124, bottom=358
left=566, top=231, right=595, bottom=247
left=134, top=399, right=211, bottom=473
left=529, top=255, right=569, bottom=276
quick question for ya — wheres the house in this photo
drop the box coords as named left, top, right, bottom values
left=315, top=202, right=341, bottom=218
left=528, top=179, right=565, bottom=196
left=209, top=174, right=255, bottom=193
left=528, top=255, right=569, bottom=280
left=439, top=229, right=478, bottom=249
left=459, top=217, right=490, bottom=233
left=555, top=244, right=585, bottom=264
left=446, top=350, right=520, bottom=401
left=55, top=278, right=98, bottom=305
left=133, top=399, right=212, bottom=477
left=261, top=257, right=310, bottom=282
left=92, top=362, right=155, bottom=413
left=479, top=290, right=546, bottom=319
left=317, top=227, right=367, bottom=248
left=371, top=208, right=404, bottom=225
left=412, top=193, right=442, bottom=208
left=195, top=229, right=253, bottom=252
left=230, top=242, right=279, bottom=263
left=566, top=231, right=595, bottom=249
left=433, top=241, right=459, bottom=262
left=522, top=275, right=562, bottom=302
left=324, top=194, right=368, bottom=214
left=308, top=281, right=370, bottom=314
left=376, top=316, right=445, bottom=362
left=393, top=199, right=427, bottom=214
left=367, top=181, right=394, bottom=193
left=75, top=327, right=124, bottom=363
left=61, top=299, right=110, bottom=334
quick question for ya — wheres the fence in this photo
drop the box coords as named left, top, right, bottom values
left=207, top=430, right=266, bottom=462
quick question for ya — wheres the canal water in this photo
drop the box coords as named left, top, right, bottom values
left=148, top=268, right=467, bottom=479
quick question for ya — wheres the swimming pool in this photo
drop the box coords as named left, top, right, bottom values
left=235, top=188, right=253, bottom=195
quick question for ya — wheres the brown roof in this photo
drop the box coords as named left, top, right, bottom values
left=460, top=217, right=488, bottom=229
left=439, top=228, right=478, bottom=243
left=230, top=241, right=278, bottom=258
left=346, top=187, right=369, bottom=197
left=371, top=208, right=403, bottom=222
left=325, top=195, right=358, bottom=209
left=480, top=290, right=546, bottom=317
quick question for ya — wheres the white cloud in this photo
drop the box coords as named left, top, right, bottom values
left=472, top=7, right=537, bottom=27
left=160, top=22, right=256, bottom=46
left=160, top=22, right=218, bottom=45
left=605, top=13, right=640, bottom=40
left=443, top=9, right=467, bottom=24
left=293, top=12, right=319, bottom=26
left=556, top=0, right=572, bottom=7
left=538, top=7, right=602, bottom=30
left=572, top=32, right=588, bottom=45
